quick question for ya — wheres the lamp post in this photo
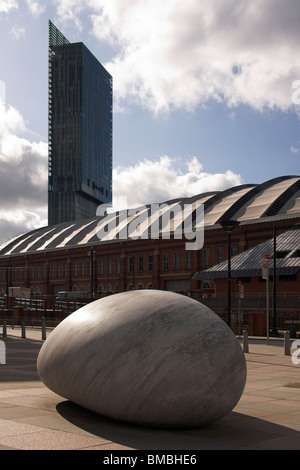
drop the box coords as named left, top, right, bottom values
left=272, top=225, right=278, bottom=336
left=219, top=219, right=240, bottom=328
left=88, top=249, right=96, bottom=300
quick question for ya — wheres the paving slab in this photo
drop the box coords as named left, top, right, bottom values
left=0, top=329, right=300, bottom=452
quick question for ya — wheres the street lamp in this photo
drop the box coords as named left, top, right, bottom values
left=88, top=249, right=96, bottom=300
left=219, top=219, right=240, bottom=328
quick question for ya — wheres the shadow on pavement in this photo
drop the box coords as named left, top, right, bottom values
left=56, top=400, right=299, bottom=450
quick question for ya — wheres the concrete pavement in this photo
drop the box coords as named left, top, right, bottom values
left=0, top=326, right=300, bottom=450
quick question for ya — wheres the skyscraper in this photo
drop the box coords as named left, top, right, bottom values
left=48, top=21, right=112, bottom=226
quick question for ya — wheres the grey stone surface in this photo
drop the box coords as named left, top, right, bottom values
left=37, top=290, right=247, bottom=428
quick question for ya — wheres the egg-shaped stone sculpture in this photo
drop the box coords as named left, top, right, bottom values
left=37, top=290, right=246, bottom=428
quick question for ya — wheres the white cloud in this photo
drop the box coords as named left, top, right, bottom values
left=26, top=0, right=45, bottom=16
left=51, top=0, right=300, bottom=115
left=0, top=101, right=242, bottom=243
left=10, top=24, right=25, bottom=39
left=112, top=155, right=242, bottom=209
left=0, top=0, right=18, bottom=13
left=52, top=0, right=85, bottom=30
left=0, top=100, right=48, bottom=243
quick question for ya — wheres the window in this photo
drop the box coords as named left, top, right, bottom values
left=163, top=254, right=169, bottom=270
left=216, top=247, right=223, bottom=264
left=115, top=258, right=120, bottom=274
left=73, top=262, right=78, bottom=276
left=279, top=274, right=297, bottom=282
left=129, top=257, right=135, bottom=273
left=107, top=258, right=112, bottom=274
left=185, top=251, right=192, bottom=269
left=237, top=277, right=251, bottom=284
left=174, top=252, right=180, bottom=270
left=231, top=245, right=238, bottom=257
left=148, top=255, right=153, bottom=271
left=107, top=284, right=112, bottom=294
left=80, top=261, right=85, bottom=276
left=203, top=249, right=210, bottom=268
left=98, top=284, right=104, bottom=296
left=201, top=281, right=211, bottom=289
left=138, top=256, right=143, bottom=272
left=99, top=259, right=103, bottom=275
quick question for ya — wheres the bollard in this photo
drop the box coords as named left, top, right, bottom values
left=243, top=329, right=249, bottom=353
left=42, top=317, right=46, bottom=341
left=21, top=322, right=26, bottom=339
left=2, top=321, right=7, bottom=338
left=284, top=331, right=290, bottom=356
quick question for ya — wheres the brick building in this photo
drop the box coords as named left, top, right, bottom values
left=0, top=175, right=299, bottom=317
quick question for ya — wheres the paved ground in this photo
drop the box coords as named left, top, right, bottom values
left=0, top=326, right=300, bottom=450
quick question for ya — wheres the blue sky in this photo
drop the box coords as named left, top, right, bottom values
left=0, top=0, right=300, bottom=242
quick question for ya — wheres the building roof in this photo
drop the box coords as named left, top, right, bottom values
left=1, top=175, right=300, bottom=257
left=193, top=224, right=300, bottom=280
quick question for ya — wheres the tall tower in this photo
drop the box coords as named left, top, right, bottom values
left=48, top=21, right=112, bottom=226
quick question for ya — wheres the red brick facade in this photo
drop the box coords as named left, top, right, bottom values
left=1, top=216, right=299, bottom=298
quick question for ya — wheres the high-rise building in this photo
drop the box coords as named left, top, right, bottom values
left=48, top=21, right=112, bottom=226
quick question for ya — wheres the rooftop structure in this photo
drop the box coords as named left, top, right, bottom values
left=194, top=223, right=300, bottom=280
left=1, top=175, right=299, bottom=256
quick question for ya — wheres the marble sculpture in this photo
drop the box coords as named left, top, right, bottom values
left=37, top=290, right=247, bottom=428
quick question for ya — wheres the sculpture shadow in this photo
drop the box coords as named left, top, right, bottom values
left=56, top=400, right=299, bottom=450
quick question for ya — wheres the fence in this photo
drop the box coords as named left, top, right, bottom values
left=0, top=291, right=299, bottom=338
left=0, top=294, right=94, bottom=328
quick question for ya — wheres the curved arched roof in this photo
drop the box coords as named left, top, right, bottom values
left=1, top=175, right=300, bottom=256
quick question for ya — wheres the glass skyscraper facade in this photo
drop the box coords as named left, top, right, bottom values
left=48, top=21, right=112, bottom=226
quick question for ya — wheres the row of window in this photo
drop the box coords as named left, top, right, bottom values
left=0, top=251, right=194, bottom=281
left=203, top=246, right=238, bottom=267
left=0, top=246, right=241, bottom=282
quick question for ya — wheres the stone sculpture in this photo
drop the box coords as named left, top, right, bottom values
left=37, top=290, right=247, bottom=428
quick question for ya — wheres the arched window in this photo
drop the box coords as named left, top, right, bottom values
left=98, top=284, right=104, bottom=297
left=201, top=280, right=211, bottom=290
left=106, top=284, right=112, bottom=294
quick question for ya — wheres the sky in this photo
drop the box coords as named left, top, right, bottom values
left=0, top=0, right=300, bottom=243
